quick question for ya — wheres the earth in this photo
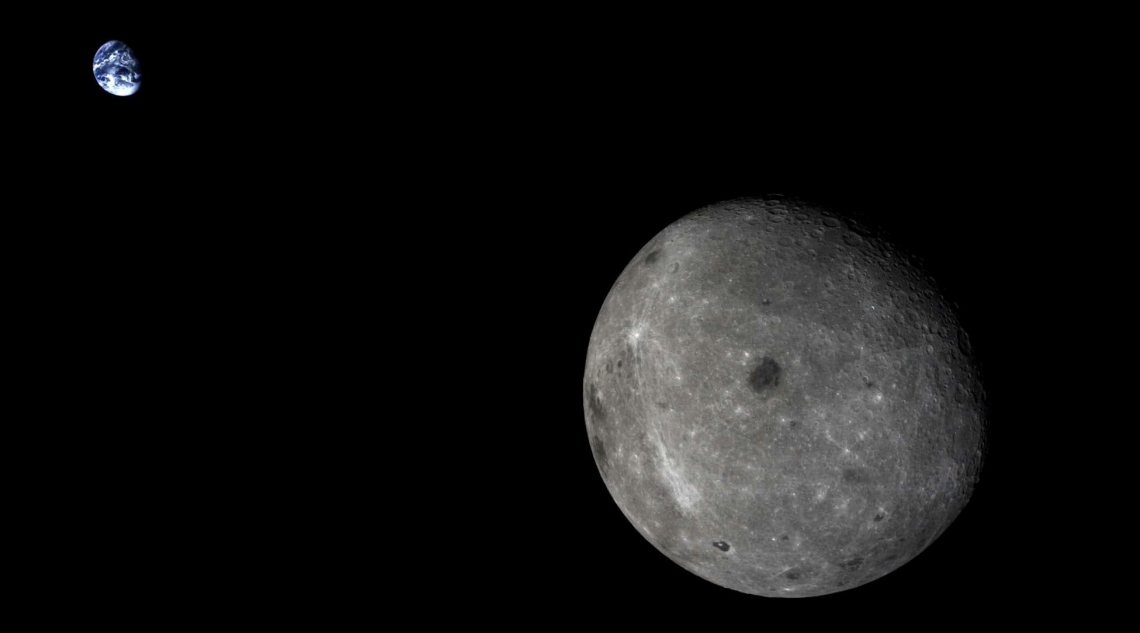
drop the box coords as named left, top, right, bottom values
left=93, top=40, right=140, bottom=96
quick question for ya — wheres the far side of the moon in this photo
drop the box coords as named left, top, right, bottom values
left=583, top=197, right=987, bottom=597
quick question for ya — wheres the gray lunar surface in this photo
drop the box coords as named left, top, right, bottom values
left=583, top=197, right=987, bottom=597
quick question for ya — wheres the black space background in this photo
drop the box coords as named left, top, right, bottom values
left=10, top=8, right=1121, bottom=624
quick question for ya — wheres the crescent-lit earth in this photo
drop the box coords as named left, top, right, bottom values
left=583, top=197, right=987, bottom=597
left=93, top=40, right=140, bottom=96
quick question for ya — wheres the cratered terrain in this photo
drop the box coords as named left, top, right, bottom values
left=583, top=196, right=987, bottom=597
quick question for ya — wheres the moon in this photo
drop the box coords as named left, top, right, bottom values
left=93, top=40, right=141, bottom=97
left=583, top=197, right=987, bottom=597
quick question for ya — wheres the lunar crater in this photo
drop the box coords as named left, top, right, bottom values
left=747, top=356, right=782, bottom=394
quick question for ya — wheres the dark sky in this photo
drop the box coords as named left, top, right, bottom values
left=13, top=9, right=1103, bottom=621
